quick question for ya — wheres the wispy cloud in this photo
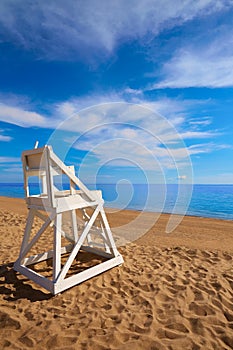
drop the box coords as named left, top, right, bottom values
left=151, top=25, right=233, bottom=88
left=4, top=166, right=22, bottom=173
left=124, top=88, right=143, bottom=96
left=189, top=117, right=212, bottom=127
left=54, top=94, right=220, bottom=141
left=180, top=130, right=220, bottom=139
left=74, top=129, right=227, bottom=178
left=0, top=103, right=47, bottom=127
left=0, top=157, right=20, bottom=163
left=0, top=130, right=12, bottom=142
left=188, top=143, right=231, bottom=155
left=56, top=100, right=224, bottom=175
left=0, top=0, right=230, bottom=60
left=178, top=175, right=187, bottom=180
left=0, top=92, right=188, bottom=130
left=0, top=92, right=228, bottom=175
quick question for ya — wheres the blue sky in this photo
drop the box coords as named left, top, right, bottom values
left=0, top=0, right=233, bottom=184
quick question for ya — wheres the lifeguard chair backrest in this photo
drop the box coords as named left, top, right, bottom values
left=22, top=145, right=56, bottom=207
left=22, top=145, right=97, bottom=208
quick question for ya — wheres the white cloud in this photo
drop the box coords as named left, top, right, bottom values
left=54, top=94, right=201, bottom=133
left=0, top=103, right=47, bottom=127
left=151, top=26, right=233, bottom=88
left=4, top=166, right=22, bottom=173
left=0, top=157, right=20, bottom=163
left=51, top=101, right=193, bottom=174
left=124, top=88, right=143, bottom=96
left=180, top=130, right=219, bottom=139
left=188, top=142, right=231, bottom=155
left=46, top=96, right=229, bottom=177
left=178, top=175, right=187, bottom=180
left=0, top=133, right=12, bottom=141
left=56, top=102, right=77, bottom=118
left=189, top=117, right=212, bottom=127
left=0, top=93, right=183, bottom=130
left=0, top=0, right=230, bottom=60
left=55, top=100, right=185, bottom=142
left=0, top=92, right=228, bottom=176
left=54, top=96, right=219, bottom=146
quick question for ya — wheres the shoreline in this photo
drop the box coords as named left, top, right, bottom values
left=108, top=205, right=233, bottom=222
left=1, top=182, right=233, bottom=222
left=0, top=196, right=233, bottom=253
left=0, top=195, right=233, bottom=223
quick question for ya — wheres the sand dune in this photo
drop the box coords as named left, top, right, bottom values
left=0, top=197, right=232, bottom=349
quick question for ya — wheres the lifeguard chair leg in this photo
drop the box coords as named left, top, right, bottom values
left=19, top=208, right=35, bottom=259
left=99, top=208, right=119, bottom=257
left=53, top=213, right=62, bottom=281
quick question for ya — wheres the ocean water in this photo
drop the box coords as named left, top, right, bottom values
left=0, top=183, right=233, bottom=221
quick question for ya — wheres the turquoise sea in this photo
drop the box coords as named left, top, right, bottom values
left=0, top=183, right=233, bottom=221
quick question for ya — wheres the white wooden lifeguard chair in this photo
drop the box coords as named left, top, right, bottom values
left=14, top=145, right=123, bottom=294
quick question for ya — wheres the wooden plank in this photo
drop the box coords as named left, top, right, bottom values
left=19, top=208, right=35, bottom=258
left=86, top=241, right=105, bottom=248
left=14, top=262, right=53, bottom=293
left=100, top=208, right=119, bottom=257
left=45, top=146, right=55, bottom=208
left=22, top=244, right=73, bottom=265
left=26, top=169, right=46, bottom=176
left=41, top=173, right=47, bottom=194
left=35, top=210, right=48, bottom=222
left=25, top=196, right=50, bottom=207
left=81, top=245, right=114, bottom=258
left=21, top=146, right=46, bottom=157
left=22, top=153, right=29, bottom=197
left=49, top=150, right=97, bottom=202
left=99, top=221, right=112, bottom=254
left=53, top=255, right=124, bottom=294
left=53, top=213, right=62, bottom=281
left=20, top=214, right=54, bottom=261
left=56, top=204, right=101, bottom=282
left=71, top=209, right=78, bottom=242
left=24, top=203, right=55, bottom=213
left=25, top=153, right=43, bottom=169
left=56, top=195, right=99, bottom=213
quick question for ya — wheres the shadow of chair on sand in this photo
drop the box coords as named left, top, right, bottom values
left=0, top=250, right=107, bottom=302
left=0, top=262, right=52, bottom=302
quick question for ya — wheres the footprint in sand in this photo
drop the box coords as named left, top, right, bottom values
left=19, top=335, right=34, bottom=348
left=189, top=301, right=215, bottom=316
left=0, top=311, right=21, bottom=330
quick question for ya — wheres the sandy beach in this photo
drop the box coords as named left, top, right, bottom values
left=0, top=196, right=232, bottom=349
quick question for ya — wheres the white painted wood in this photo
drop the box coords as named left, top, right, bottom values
left=19, top=208, right=35, bottom=257
left=44, top=146, right=55, bottom=208
left=56, top=204, right=101, bottom=283
left=35, top=210, right=48, bottom=222
left=71, top=209, right=78, bottom=242
left=14, top=145, right=123, bottom=294
left=53, top=213, right=62, bottom=281
left=56, top=195, right=99, bottom=213
left=49, top=150, right=96, bottom=202
left=14, top=262, right=53, bottom=293
left=19, top=214, right=54, bottom=261
left=53, top=255, right=124, bottom=294
left=100, top=208, right=119, bottom=257
left=23, top=244, right=73, bottom=266
left=81, top=245, right=114, bottom=258
left=99, top=221, right=112, bottom=254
